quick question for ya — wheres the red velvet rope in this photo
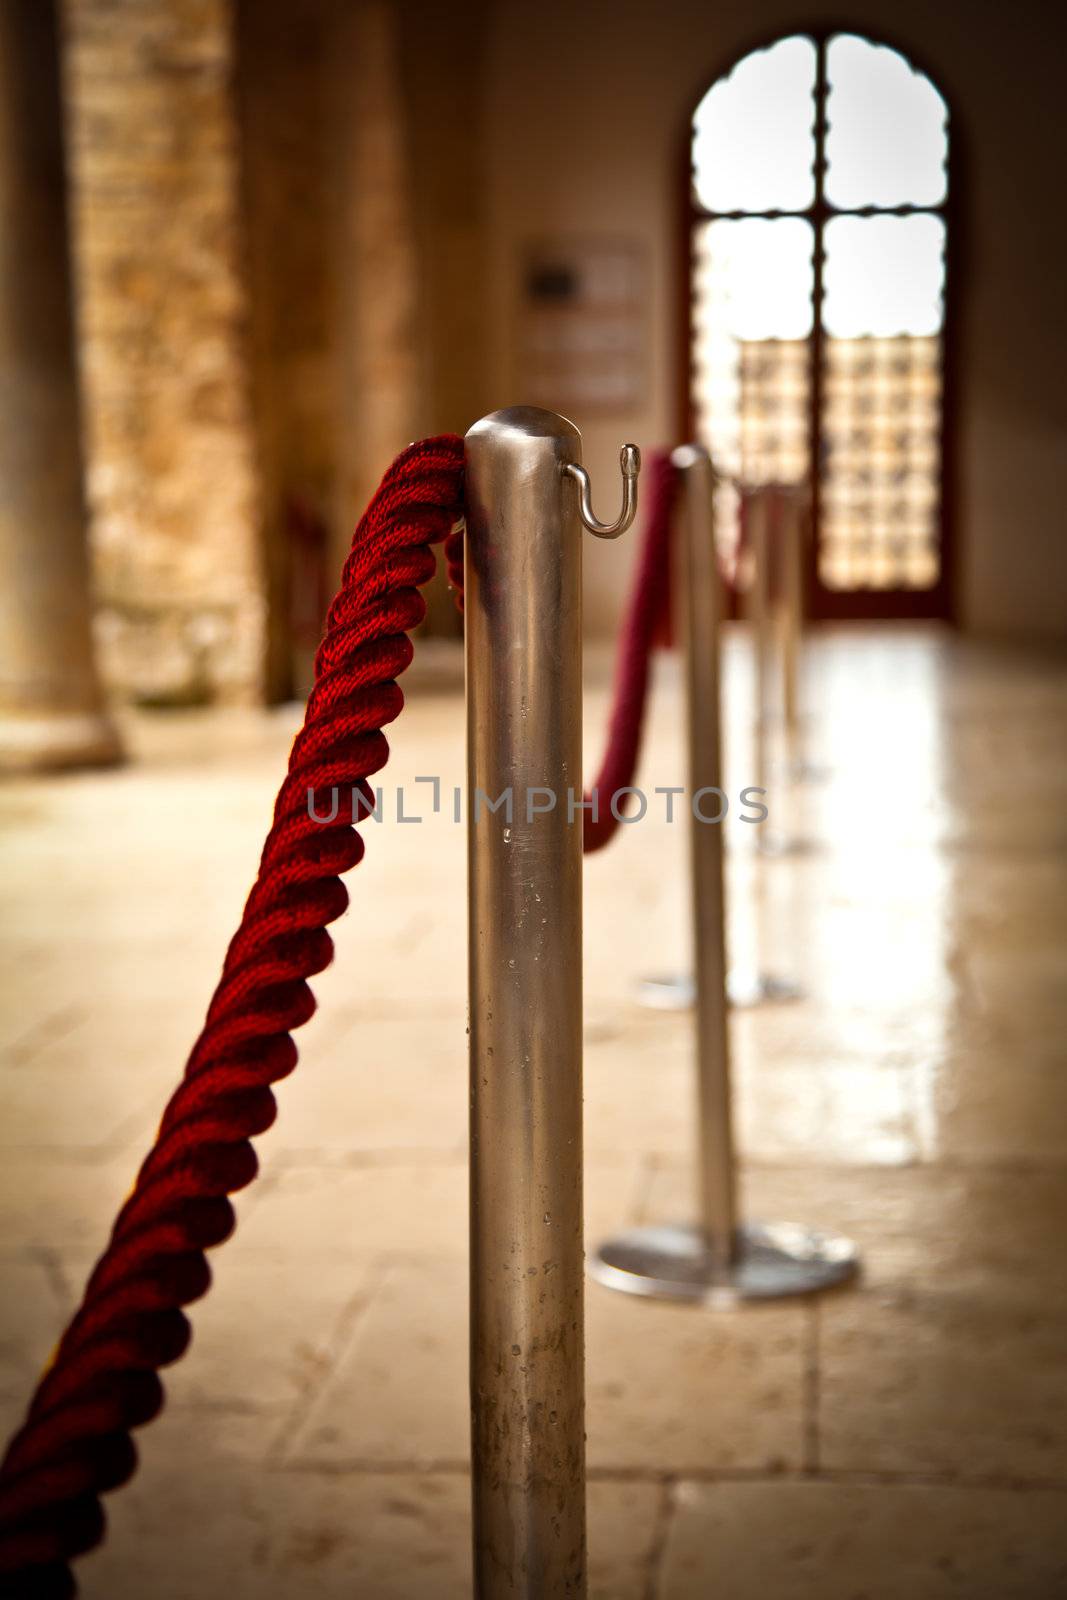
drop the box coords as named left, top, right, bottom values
left=0, top=434, right=674, bottom=1598
left=0, top=436, right=466, bottom=1599
left=582, top=451, right=677, bottom=852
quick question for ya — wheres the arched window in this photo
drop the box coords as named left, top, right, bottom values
left=689, top=32, right=951, bottom=615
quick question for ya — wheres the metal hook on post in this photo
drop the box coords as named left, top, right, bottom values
left=563, top=443, right=641, bottom=538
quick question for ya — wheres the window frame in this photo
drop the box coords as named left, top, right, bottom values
left=679, top=24, right=960, bottom=622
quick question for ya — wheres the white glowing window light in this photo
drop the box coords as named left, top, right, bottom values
left=825, top=34, right=948, bottom=210
left=823, top=214, right=945, bottom=338
left=692, top=35, right=817, bottom=214
left=695, top=218, right=815, bottom=341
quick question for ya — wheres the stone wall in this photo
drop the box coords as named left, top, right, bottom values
left=235, top=0, right=432, bottom=697
left=235, top=0, right=337, bottom=700
left=62, top=0, right=266, bottom=704
left=399, top=0, right=489, bottom=637
left=57, top=0, right=489, bottom=707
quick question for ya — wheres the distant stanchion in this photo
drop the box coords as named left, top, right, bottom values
left=749, top=482, right=773, bottom=808
left=635, top=467, right=803, bottom=1013
left=778, top=482, right=828, bottom=785
left=746, top=483, right=819, bottom=856
left=780, top=482, right=804, bottom=778
left=598, top=444, right=857, bottom=1303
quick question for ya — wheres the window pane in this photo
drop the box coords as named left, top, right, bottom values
left=692, top=219, right=812, bottom=489
left=693, top=35, right=817, bottom=213
left=823, top=214, right=945, bottom=338
left=825, top=34, right=948, bottom=209
left=696, top=217, right=814, bottom=340
left=820, top=335, right=942, bottom=591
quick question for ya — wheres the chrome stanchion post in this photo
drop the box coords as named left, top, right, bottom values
left=465, top=407, right=637, bottom=1599
left=760, top=484, right=823, bottom=850
left=592, top=446, right=857, bottom=1304
left=750, top=484, right=772, bottom=809
left=677, top=445, right=737, bottom=1264
left=637, top=475, right=802, bottom=1013
left=782, top=485, right=829, bottom=784
left=739, top=481, right=808, bottom=992
left=781, top=486, right=801, bottom=776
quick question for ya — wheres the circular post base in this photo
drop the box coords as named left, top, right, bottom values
left=635, top=971, right=805, bottom=1011
left=0, top=710, right=122, bottom=774
left=756, top=830, right=820, bottom=858
left=590, top=1221, right=859, bottom=1305
left=727, top=969, right=806, bottom=1007
left=788, top=759, right=831, bottom=785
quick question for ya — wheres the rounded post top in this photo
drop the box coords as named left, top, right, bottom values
left=670, top=442, right=712, bottom=471
left=465, top=406, right=580, bottom=448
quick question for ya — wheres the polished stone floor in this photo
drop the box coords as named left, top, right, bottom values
left=1, top=625, right=1066, bottom=1597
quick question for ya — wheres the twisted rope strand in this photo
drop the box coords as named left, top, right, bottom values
left=582, top=451, right=678, bottom=852
left=0, top=435, right=465, bottom=1599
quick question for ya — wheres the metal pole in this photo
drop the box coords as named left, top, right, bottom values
left=750, top=485, right=772, bottom=808
left=781, top=487, right=801, bottom=775
left=591, top=447, right=857, bottom=1305
left=737, top=481, right=808, bottom=989
left=781, top=486, right=828, bottom=785
left=754, top=485, right=814, bottom=859
left=780, top=489, right=796, bottom=771
left=465, top=406, right=637, bottom=1598
left=676, top=446, right=737, bottom=1266
left=636, top=476, right=802, bottom=1012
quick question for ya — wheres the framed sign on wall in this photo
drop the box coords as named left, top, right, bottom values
left=518, top=238, right=647, bottom=415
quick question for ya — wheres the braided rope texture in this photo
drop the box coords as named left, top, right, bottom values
left=583, top=450, right=677, bottom=853
left=0, top=436, right=466, bottom=1599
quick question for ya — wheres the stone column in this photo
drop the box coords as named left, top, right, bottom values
left=0, top=0, right=120, bottom=771
left=63, top=0, right=265, bottom=706
left=328, top=0, right=420, bottom=582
